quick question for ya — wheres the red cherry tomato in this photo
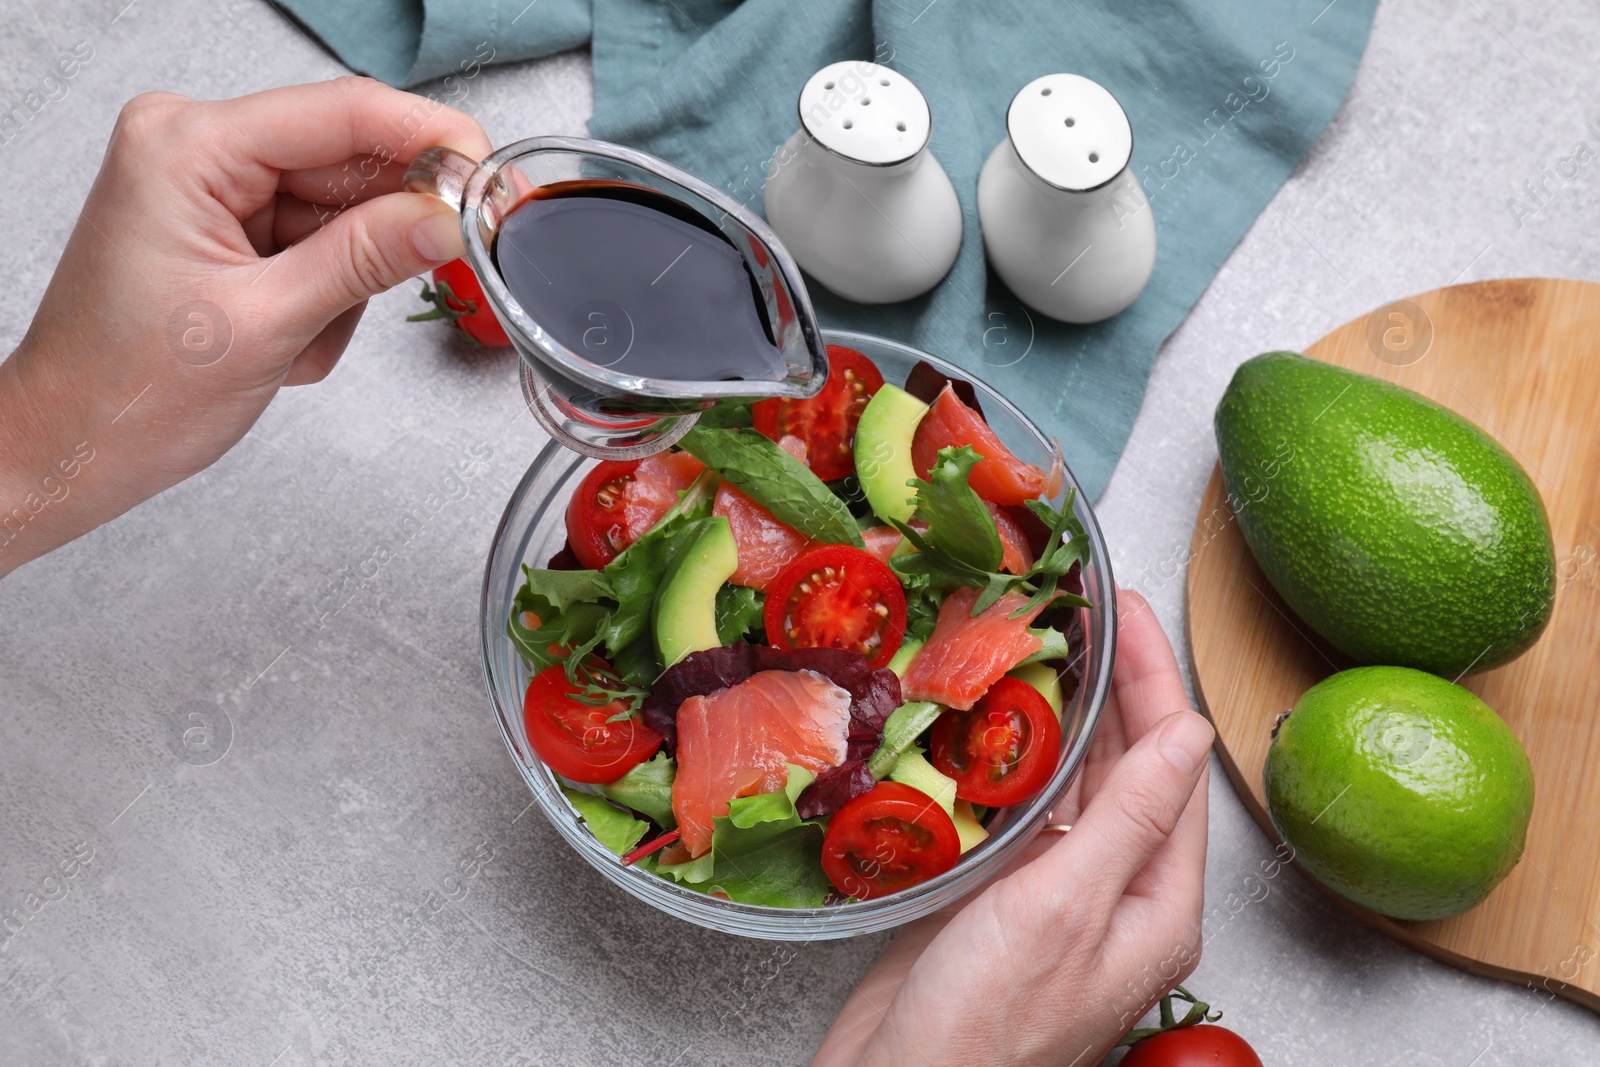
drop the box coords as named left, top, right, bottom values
left=1120, top=1025, right=1263, bottom=1067
left=522, top=665, right=662, bottom=784
left=753, top=345, right=884, bottom=481
left=410, top=259, right=512, bottom=347
left=566, top=460, right=641, bottom=570
left=930, top=676, right=1061, bottom=807
left=821, top=781, right=961, bottom=900
left=564, top=452, right=704, bottom=570
left=764, top=544, right=906, bottom=669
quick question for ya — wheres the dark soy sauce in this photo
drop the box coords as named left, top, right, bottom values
left=492, top=181, right=786, bottom=383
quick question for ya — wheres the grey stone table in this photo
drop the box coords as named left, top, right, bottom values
left=3, top=0, right=1599, bottom=1063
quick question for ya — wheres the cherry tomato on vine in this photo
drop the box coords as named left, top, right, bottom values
left=522, top=665, right=661, bottom=784
left=764, top=543, right=906, bottom=669
left=753, top=345, right=884, bottom=481
left=1120, top=1025, right=1263, bottom=1067
left=930, top=676, right=1061, bottom=806
left=820, top=781, right=960, bottom=900
left=407, top=258, right=511, bottom=347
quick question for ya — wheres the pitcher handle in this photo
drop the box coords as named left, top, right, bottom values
left=404, top=146, right=480, bottom=212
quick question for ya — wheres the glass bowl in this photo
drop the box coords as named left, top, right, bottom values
left=480, top=330, right=1116, bottom=940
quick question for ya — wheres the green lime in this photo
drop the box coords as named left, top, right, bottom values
left=1264, top=666, right=1534, bottom=921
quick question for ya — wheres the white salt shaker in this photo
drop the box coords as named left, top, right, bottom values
left=977, top=74, right=1155, bottom=323
left=764, top=61, right=962, bottom=304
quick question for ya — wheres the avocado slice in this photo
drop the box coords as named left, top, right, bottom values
left=952, top=800, right=989, bottom=854
left=1215, top=351, right=1556, bottom=676
left=855, top=383, right=929, bottom=524
left=885, top=636, right=925, bottom=678
left=653, top=516, right=739, bottom=667
left=1009, top=661, right=1064, bottom=718
left=886, top=747, right=956, bottom=817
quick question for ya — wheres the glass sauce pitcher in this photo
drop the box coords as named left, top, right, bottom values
left=404, top=137, right=829, bottom=459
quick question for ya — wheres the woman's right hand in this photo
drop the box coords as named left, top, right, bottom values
left=0, top=78, right=491, bottom=576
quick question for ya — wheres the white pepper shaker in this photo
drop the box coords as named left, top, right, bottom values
left=977, top=74, right=1156, bottom=323
left=764, top=61, right=962, bottom=304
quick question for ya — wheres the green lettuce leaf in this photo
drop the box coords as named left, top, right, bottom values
left=599, top=515, right=709, bottom=654
left=909, top=447, right=1002, bottom=572
left=508, top=475, right=720, bottom=683
left=508, top=588, right=610, bottom=673
left=561, top=787, right=649, bottom=856
left=714, top=584, right=765, bottom=646
left=679, top=426, right=864, bottom=548
left=655, top=765, right=832, bottom=908
left=608, top=636, right=659, bottom=689
left=596, top=751, right=676, bottom=827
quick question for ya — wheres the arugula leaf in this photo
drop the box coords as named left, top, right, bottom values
left=679, top=426, right=864, bottom=548
left=867, top=700, right=944, bottom=779
left=655, top=765, right=832, bottom=907
left=561, top=787, right=649, bottom=855
left=909, top=447, right=1002, bottom=572
left=1019, top=624, right=1080, bottom=665
left=596, top=751, right=676, bottom=827
left=714, top=584, right=765, bottom=646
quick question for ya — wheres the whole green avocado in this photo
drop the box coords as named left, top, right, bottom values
left=1214, top=352, right=1555, bottom=676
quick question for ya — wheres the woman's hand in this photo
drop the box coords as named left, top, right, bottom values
left=815, top=589, right=1214, bottom=1067
left=0, top=78, right=491, bottom=576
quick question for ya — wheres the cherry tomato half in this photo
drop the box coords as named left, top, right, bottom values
left=522, top=665, right=662, bottom=784
left=930, top=676, right=1061, bottom=807
left=753, top=345, right=884, bottom=482
left=410, top=259, right=512, bottom=347
left=764, top=544, right=906, bottom=669
left=566, top=460, right=640, bottom=570
left=821, top=781, right=961, bottom=900
left=1120, top=1025, right=1263, bottom=1067
left=564, top=452, right=704, bottom=570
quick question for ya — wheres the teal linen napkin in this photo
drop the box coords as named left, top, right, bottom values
left=275, top=0, right=1376, bottom=499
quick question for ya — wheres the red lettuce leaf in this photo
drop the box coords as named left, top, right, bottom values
left=796, top=760, right=876, bottom=820
left=903, top=359, right=984, bottom=417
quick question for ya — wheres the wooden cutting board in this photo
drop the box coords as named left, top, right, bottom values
left=1186, top=278, right=1600, bottom=1011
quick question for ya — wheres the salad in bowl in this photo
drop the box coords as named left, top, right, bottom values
left=482, top=332, right=1114, bottom=938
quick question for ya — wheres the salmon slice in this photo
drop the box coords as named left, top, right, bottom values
left=710, top=434, right=816, bottom=591
left=776, top=435, right=808, bottom=464
left=911, top=384, right=1048, bottom=506
left=987, top=502, right=1035, bottom=575
left=671, top=669, right=852, bottom=857
left=861, top=525, right=905, bottom=563
left=621, top=450, right=705, bottom=537
left=713, top=484, right=812, bottom=590
left=901, top=588, right=1045, bottom=710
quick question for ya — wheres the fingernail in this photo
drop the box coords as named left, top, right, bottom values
left=411, top=207, right=463, bottom=263
left=1157, top=712, right=1214, bottom=776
